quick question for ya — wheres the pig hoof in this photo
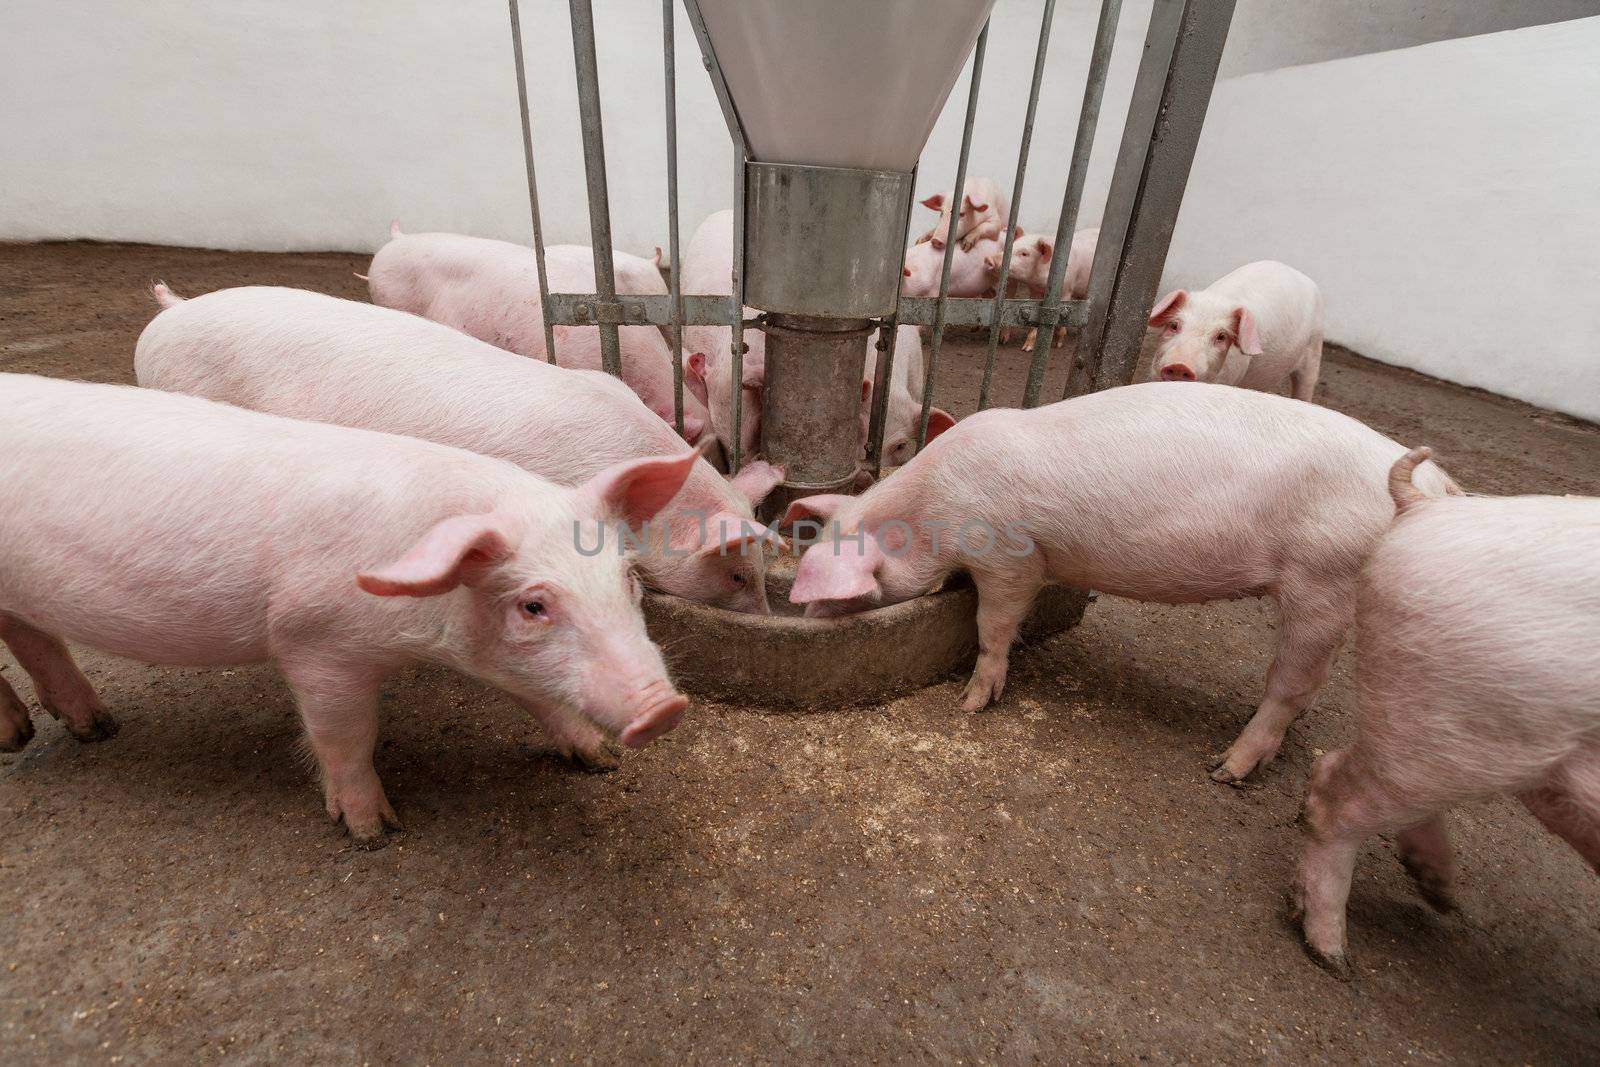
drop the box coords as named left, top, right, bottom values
left=0, top=715, right=35, bottom=752
left=959, top=680, right=1000, bottom=712
left=1400, top=854, right=1458, bottom=914
left=1207, top=760, right=1252, bottom=787
left=66, top=711, right=119, bottom=743
left=1304, top=940, right=1353, bottom=981
left=569, top=743, right=622, bottom=773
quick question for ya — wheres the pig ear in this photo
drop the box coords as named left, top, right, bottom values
left=694, top=510, right=783, bottom=559
left=789, top=537, right=885, bottom=604
left=357, top=515, right=512, bottom=598
left=963, top=194, right=988, bottom=213
left=920, top=193, right=945, bottom=211
left=982, top=254, right=998, bottom=272
left=1148, top=290, right=1186, bottom=326
left=1233, top=306, right=1263, bottom=355
left=581, top=450, right=699, bottom=526
left=729, top=460, right=785, bottom=506
left=780, top=494, right=853, bottom=529
left=903, top=266, right=912, bottom=278
left=1034, top=238, right=1053, bottom=263
left=924, top=408, right=957, bottom=443
left=1014, top=225, right=1024, bottom=239
left=686, top=351, right=707, bottom=381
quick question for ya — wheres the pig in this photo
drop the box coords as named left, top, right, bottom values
left=136, top=284, right=783, bottom=614
left=365, top=225, right=710, bottom=442
left=862, top=324, right=957, bottom=468
left=783, top=381, right=1462, bottom=784
left=914, top=178, right=1010, bottom=251
left=900, top=237, right=1004, bottom=299
left=1002, top=226, right=1098, bottom=353
left=1148, top=260, right=1324, bottom=401
left=0, top=373, right=700, bottom=839
left=680, top=209, right=765, bottom=465
left=1293, top=452, right=1600, bottom=977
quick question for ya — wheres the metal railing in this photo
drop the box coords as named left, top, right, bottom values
left=507, top=0, right=1235, bottom=472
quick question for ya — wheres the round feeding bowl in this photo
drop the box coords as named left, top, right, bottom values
left=644, top=554, right=1091, bottom=709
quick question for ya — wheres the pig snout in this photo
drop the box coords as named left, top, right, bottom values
left=618, top=678, right=690, bottom=749
left=1159, top=362, right=1198, bottom=382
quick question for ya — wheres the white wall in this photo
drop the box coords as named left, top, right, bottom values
left=0, top=0, right=1149, bottom=254
left=3, top=2, right=1596, bottom=419
left=1219, top=0, right=1599, bottom=76
left=1163, top=17, right=1600, bottom=422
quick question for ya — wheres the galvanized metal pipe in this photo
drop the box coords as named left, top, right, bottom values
left=507, top=0, right=558, bottom=364
left=917, top=20, right=989, bottom=451
left=864, top=317, right=896, bottom=477
left=662, top=0, right=685, bottom=437
left=978, top=0, right=1057, bottom=411
left=1068, top=0, right=1237, bottom=397
left=1020, top=0, right=1122, bottom=408
left=567, top=0, right=623, bottom=379
left=759, top=314, right=875, bottom=520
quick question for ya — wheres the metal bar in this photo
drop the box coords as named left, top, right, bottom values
left=917, top=20, right=989, bottom=451
left=568, top=0, right=622, bottom=378
left=1020, top=0, right=1122, bottom=408
left=1067, top=0, right=1237, bottom=397
left=681, top=0, right=751, bottom=474
left=866, top=162, right=917, bottom=477
left=663, top=0, right=685, bottom=437
left=539, top=291, right=1081, bottom=330
left=729, top=156, right=747, bottom=474
left=507, top=0, right=558, bottom=364
left=978, top=0, right=1057, bottom=411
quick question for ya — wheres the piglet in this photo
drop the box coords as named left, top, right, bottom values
left=784, top=381, right=1461, bottom=784
left=901, top=237, right=1004, bottom=300
left=862, top=324, right=957, bottom=467
left=914, top=178, right=1009, bottom=251
left=137, top=285, right=782, bottom=614
left=679, top=209, right=769, bottom=467
left=1003, top=227, right=1098, bottom=353
left=366, top=226, right=710, bottom=442
left=1149, top=260, right=1324, bottom=401
left=1293, top=451, right=1600, bottom=977
left=0, top=374, right=698, bottom=839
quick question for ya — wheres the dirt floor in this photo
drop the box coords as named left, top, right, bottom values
left=3, top=240, right=1599, bottom=1065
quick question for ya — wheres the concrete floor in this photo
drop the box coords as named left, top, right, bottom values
left=2, top=240, right=1598, bottom=1064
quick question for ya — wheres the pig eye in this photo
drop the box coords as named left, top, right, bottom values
left=521, top=599, right=546, bottom=618
left=730, top=572, right=748, bottom=587
left=1165, top=322, right=1180, bottom=334
left=1214, top=331, right=1229, bottom=343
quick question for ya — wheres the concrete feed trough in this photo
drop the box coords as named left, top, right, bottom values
left=644, top=555, right=1090, bottom=708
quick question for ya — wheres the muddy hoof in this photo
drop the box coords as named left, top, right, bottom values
left=1400, top=854, right=1458, bottom=914
left=1305, top=941, right=1353, bottom=981
left=570, top=743, right=622, bottom=773
left=1207, top=758, right=1252, bottom=788
left=0, top=715, right=35, bottom=752
left=66, top=711, right=119, bottom=743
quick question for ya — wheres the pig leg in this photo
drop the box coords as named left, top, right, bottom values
left=0, top=614, right=118, bottom=742
left=1519, top=753, right=1600, bottom=873
left=280, top=653, right=399, bottom=843
left=1211, top=581, right=1350, bottom=784
left=1292, top=746, right=1408, bottom=978
left=960, top=563, right=1045, bottom=712
left=1021, top=328, right=1038, bottom=353
left=1289, top=331, right=1323, bottom=402
left=1053, top=325, right=1069, bottom=349
left=960, top=219, right=1004, bottom=252
left=524, top=702, right=621, bottom=771
left=0, top=670, right=35, bottom=752
left=1396, top=815, right=1458, bottom=913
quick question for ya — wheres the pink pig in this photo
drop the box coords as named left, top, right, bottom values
left=1002, top=226, right=1098, bottom=353
left=0, top=374, right=699, bottom=839
left=862, top=324, right=957, bottom=468
left=914, top=178, right=1009, bottom=251
left=784, top=382, right=1461, bottom=783
left=136, top=285, right=783, bottom=614
left=1294, top=451, right=1600, bottom=977
left=1149, top=260, right=1324, bottom=401
left=680, top=209, right=766, bottom=465
left=366, top=225, right=710, bottom=442
left=900, top=237, right=1004, bottom=299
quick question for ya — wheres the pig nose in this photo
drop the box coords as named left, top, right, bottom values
left=618, top=684, right=689, bottom=749
left=1159, top=363, right=1197, bottom=382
